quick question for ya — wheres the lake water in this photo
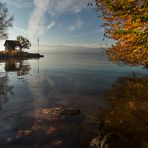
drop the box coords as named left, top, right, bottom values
left=0, top=48, right=148, bottom=148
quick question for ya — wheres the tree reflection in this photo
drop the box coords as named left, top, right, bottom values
left=98, top=76, right=148, bottom=148
left=3, top=59, right=31, bottom=76
left=0, top=73, right=13, bottom=108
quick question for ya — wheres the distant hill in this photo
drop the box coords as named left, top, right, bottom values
left=31, top=45, right=107, bottom=55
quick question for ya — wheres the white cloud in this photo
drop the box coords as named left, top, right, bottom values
left=24, top=0, right=95, bottom=38
left=27, top=0, right=51, bottom=38
left=3, top=0, right=32, bottom=8
left=75, top=18, right=83, bottom=28
left=27, top=0, right=90, bottom=38
left=69, top=17, right=83, bottom=31
left=4, top=0, right=94, bottom=12
left=47, top=21, right=55, bottom=31
left=69, top=26, right=76, bottom=31
left=48, top=0, right=93, bottom=16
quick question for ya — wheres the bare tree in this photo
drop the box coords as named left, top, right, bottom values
left=0, top=2, right=13, bottom=40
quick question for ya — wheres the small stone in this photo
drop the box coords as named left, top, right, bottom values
left=24, top=130, right=31, bottom=136
left=6, top=137, right=12, bottom=142
left=52, top=140, right=63, bottom=146
left=90, top=137, right=101, bottom=147
left=47, top=127, right=55, bottom=134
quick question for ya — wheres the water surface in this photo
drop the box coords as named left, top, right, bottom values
left=0, top=48, right=148, bottom=148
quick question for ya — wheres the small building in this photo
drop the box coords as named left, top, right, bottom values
left=4, top=40, right=21, bottom=52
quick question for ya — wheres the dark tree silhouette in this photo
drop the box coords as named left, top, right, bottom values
left=16, top=36, right=31, bottom=52
left=0, top=2, right=14, bottom=39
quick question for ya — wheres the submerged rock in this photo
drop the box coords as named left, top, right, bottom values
left=90, top=132, right=130, bottom=148
left=59, top=107, right=80, bottom=116
left=90, top=134, right=109, bottom=148
left=34, top=106, right=80, bottom=121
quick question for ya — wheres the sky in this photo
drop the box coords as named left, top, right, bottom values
left=0, top=0, right=113, bottom=51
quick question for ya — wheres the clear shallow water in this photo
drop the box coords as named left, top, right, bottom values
left=0, top=48, right=148, bottom=148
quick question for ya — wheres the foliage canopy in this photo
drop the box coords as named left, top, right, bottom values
left=96, top=0, right=148, bottom=65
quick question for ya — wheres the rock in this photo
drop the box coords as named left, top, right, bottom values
left=34, top=106, right=80, bottom=121
left=90, top=134, right=110, bottom=148
left=90, top=136, right=101, bottom=148
left=90, top=132, right=132, bottom=148
left=59, top=107, right=80, bottom=116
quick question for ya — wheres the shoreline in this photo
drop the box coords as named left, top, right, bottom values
left=0, top=51, right=44, bottom=59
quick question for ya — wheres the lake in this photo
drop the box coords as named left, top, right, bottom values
left=0, top=47, right=148, bottom=148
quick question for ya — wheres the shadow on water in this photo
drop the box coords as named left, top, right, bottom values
left=90, top=75, right=148, bottom=148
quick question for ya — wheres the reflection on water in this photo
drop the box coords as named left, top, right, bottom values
left=0, top=73, right=13, bottom=109
left=91, top=76, right=148, bottom=148
left=1, top=59, right=31, bottom=76
left=0, top=59, right=30, bottom=108
left=0, top=49, right=148, bottom=147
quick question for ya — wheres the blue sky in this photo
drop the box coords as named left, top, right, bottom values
left=0, top=0, right=113, bottom=50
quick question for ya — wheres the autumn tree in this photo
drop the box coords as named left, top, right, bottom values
left=16, top=36, right=31, bottom=52
left=0, top=2, right=13, bottom=39
left=95, top=0, right=148, bottom=65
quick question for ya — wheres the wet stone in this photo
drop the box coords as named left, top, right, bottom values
left=34, top=106, right=80, bottom=121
